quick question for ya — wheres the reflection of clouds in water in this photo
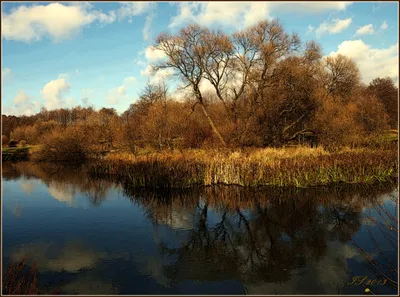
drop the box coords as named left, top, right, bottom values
left=10, top=240, right=124, bottom=294
left=134, top=251, right=171, bottom=287
left=244, top=242, right=362, bottom=294
left=12, top=203, right=23, bottom=218
left=47, top=182, right=76, bottom=206
left=20, top=179, right=38, bottom=195
left=11, top=240, right=106, bottom=273
left=161, top=210, right=193, bottom=230
left=61, top=273, right=118, bottom=295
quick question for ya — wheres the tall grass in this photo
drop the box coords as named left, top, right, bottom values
left=88, top=147, right=398, bottom=189
left=2, top=258, right=62, bottom=295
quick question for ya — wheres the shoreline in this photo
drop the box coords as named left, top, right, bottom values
left=2, top=146, right=397, bottom=189
left=87, top=148, right=398, bottom=189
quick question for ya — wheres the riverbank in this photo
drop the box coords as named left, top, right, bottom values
left=2, top=146, right=30, bottom=161
left=88, top=147, right=398, bottom=189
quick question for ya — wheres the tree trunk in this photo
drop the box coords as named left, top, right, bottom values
left=199, top=103, right=227, bottom=147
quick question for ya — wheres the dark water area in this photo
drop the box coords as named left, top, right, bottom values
left=2, top=162, right=398, bottom=295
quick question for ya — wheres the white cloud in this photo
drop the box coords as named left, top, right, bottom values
left=328, top=40, right=398, bottom=84
left=106, top=76, right=137, bottom=104
left=380, top=20, right=388, bottom=30
left=268, top=2, right=352, bottom=13
left=142, top=13, right=154, bottom=41
left=1, top=2, right=155, bottom=42
left=40, top=76, right=71, bottom=109
left=306, top=25, right=315, bottom=34
left=123, top=76, right=137, bottom=85
left=81, top=88, right=94, bottom=98
left=106, top=88, right=124, bottom=105
left=355, top=24, right=374, bottom=35
left=116, top=2, right=155, bottom=21
left=2, top=3, right=93, bottom=42
left=2, top=67, right=13, bottom=81
left=169, top=2, right=270, bottom=29
left=3, top=90, right=41, bottom=116
left=117, top=85, right=127, bottom=95
left=80, top=88, right=94, bottom=106
left=140, top=65, right=173, bottom=85
left=169, top=2, right=352, bottom=29
left=145, top=46, right=167, bottom=62
left=316, top=18, right=352, bottom=37
left=13, top=90, right=29, bottom=104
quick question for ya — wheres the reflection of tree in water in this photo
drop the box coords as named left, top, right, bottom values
left=123, top=184, right=397, bottom=292
left=2, top=162, right=115, bottom=206
left=3, top=162, right=397, bottom=293
left=346, top=190, right=398, bottom=292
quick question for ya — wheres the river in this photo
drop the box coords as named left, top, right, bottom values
left=2, top=162, right=398, bottom=295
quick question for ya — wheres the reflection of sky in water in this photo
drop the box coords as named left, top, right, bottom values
left=2, top=163, right=398, bottom=295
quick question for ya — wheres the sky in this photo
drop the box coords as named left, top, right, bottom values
left=1, top=1, right=399, bottom=116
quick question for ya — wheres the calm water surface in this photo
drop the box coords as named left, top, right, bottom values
left=2, top=162, right=398, bottom=295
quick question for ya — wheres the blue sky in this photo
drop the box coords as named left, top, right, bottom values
left=1, top=1, right=398, bottom=116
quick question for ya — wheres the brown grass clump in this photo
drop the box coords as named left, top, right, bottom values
left=3, top=258, right=39, bottom=295
left=3, top=258, right=61, bottom=295
left=89, top=147, right=398, bottom=189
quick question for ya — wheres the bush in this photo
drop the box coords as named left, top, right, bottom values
left=33, top=126, right=91, bottom=163
left=8, top=140, right=18, bottom=147
left=2, top=135, right=8, bottom=146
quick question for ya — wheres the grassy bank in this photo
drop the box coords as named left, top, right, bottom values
left=1, top=145, right=41, bottom=162
left=2, top=146, right=30, bottom=161
left=88, top=147, right=398, bottom=189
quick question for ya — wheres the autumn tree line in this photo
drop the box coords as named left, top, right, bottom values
left=2, top=20, right=398, bottom=156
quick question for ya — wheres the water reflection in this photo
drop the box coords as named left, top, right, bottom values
left=2, top=162, right=398, bottom=295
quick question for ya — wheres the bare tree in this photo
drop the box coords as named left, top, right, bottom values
left=367, top=77, right=399, bottom=129
left=154, top=25, right=227, bottom=146
left=323, top=54, right=361, bottom=101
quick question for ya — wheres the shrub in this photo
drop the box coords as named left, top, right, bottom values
left=2, top=135, right=8, bottom=146
left=33, top=126, right=91, bottom=162
left=8, top=140, right=18, bottom=147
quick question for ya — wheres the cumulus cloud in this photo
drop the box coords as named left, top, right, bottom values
left=13, top=90, right=30, bottom=104
left=328, top=40, right=398, bottom=84
left=139, top=46, right=170, bottom=85
left=40, top=75, right=71, bottom=110
left=380, top=20, right=388, bottom=30
left=140, top=65, right=173, bottom=85
left=2, top=67, right=13, bottom=81
left=106, top=76, right=137, bottom=104
left=169, top=2, right=270, bottom=29
left=169, top=2, right=352, bottom=29
left=1, top=2, right=155, bottom=42
left=316, top=18, right=352, bottom=37
left=145, top=46, right=167, bottom=62
left=3, top=90, right=41, bottom=116
left=355, top=24, right=374, bottom=35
